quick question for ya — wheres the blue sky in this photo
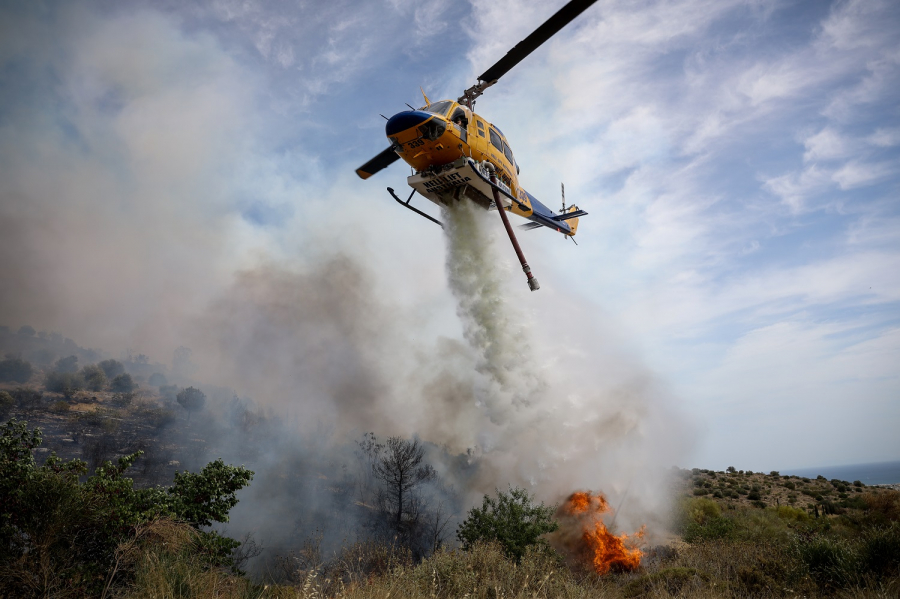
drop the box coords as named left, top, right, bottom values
left=1, top=0, right=898, bottom=477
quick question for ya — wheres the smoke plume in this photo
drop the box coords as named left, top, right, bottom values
left=0, top=1, right=692, bottom=565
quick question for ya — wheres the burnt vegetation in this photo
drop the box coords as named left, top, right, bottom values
left=1, top=324, right=898, bottom=598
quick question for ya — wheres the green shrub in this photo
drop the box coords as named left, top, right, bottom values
left=80, top=364, right=107, bottom=391
left=98, top=359, right=125, bottom=379
left=53, top=355, right=78, bottom=373
left=683, top=497, right=720, bottom=523
left=44, top=371, right=85, bottom=396
left=859, top=523, right=900, bottom=576
left=795, top=535, right=860, bottom=590
left=148, top=372, right=167, bottom=387
left=111, top=373, right=136, bottom=393
left=683, top=516, right=735, bottom=542
left=0, top=418, right=253, bottom=597
left=0, top=355, right=33, bottom=383
left=456, top=486, right=557, bottom=562
left=776, top=505, right=810, bottom=523
left=678, top=498, right=735, bottom=543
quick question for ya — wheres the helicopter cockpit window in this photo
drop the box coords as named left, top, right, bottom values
left=422, top=101, right=452, bottom=116
left=502, top=142, right=514, bottom=165
left=489, top=128, right=503, bottom=152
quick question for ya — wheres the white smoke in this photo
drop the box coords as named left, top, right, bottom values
left=0, top=2, right=691, bottom=552
left=438, top=201, right=692, bottom=538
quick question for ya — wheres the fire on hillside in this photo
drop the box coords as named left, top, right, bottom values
left=551, top=491, right=645, bottom=575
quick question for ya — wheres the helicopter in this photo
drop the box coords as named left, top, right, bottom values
left=355, top=0, right=597, bottom=291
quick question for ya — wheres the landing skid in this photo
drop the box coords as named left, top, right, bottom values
left=387, top=187, right=444, bottom=228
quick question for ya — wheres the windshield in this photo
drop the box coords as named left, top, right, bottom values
left=421, top=100, right=452, bottom=116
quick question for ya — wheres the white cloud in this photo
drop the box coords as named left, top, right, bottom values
left=762, top=166, right=833, bottom=213
left=868, top=127, right=900, bottom=148
left=803, top=127, right=851, bottom=162
left=832, top=160, right=896, bottom=189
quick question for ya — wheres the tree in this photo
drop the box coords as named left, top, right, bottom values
left=54, top=355, right=79, bottom=373
left=98, top=359, right=125, bottom=379
left=372, top=436, right=436, bottom=531
left=457, top=487, right=558, bottom=562
left=148, top=372, right=167, bottom=387
left=81, top=364, right=108, bottom=391
left=110, top=373, right=136, bottom=393
left=0, top=418, right=253, bottom=597
left=177, top=386, right=206, bottom=420
left=0, top=355, right=33, bottom=383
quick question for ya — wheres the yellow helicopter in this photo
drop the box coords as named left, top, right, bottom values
left=355, top=0, right=596, bottom=291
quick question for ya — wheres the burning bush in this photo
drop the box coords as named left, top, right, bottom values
left=549, top=491, right=644, bottom=575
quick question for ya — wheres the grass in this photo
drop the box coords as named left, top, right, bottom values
left=116, top=535, right=900, bottom=599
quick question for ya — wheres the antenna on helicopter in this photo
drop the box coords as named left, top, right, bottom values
left=561, top=182, right=566, bottom=213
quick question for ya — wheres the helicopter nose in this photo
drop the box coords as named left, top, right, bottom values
left=385, top=110, right=432, bottom=137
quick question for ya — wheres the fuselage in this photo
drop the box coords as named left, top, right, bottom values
left=384, top=99, right=579, bottom=236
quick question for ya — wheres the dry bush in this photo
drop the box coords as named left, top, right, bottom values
left=863, top=491, right=900, bottom=524
left=103, top=519, right=195, bottom=597
left=117, top=520, right=299, bottom=599
left=331, top=540, right=605, bottom=599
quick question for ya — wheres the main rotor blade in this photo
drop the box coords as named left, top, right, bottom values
left=356, top=146, right=400, bottom=179
left=477, top=0, right=598, bottom=84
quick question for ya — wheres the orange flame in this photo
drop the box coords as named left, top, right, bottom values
left=552, top=491, right=644, bottom=575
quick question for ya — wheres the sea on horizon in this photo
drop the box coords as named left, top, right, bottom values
left=782, top=460, right=900, bottom=486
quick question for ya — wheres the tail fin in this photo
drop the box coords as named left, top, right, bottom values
left=566, top=205, right=580, bottom=236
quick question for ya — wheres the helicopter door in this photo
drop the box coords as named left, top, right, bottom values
left=449, top=106, right=469, bottom=144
